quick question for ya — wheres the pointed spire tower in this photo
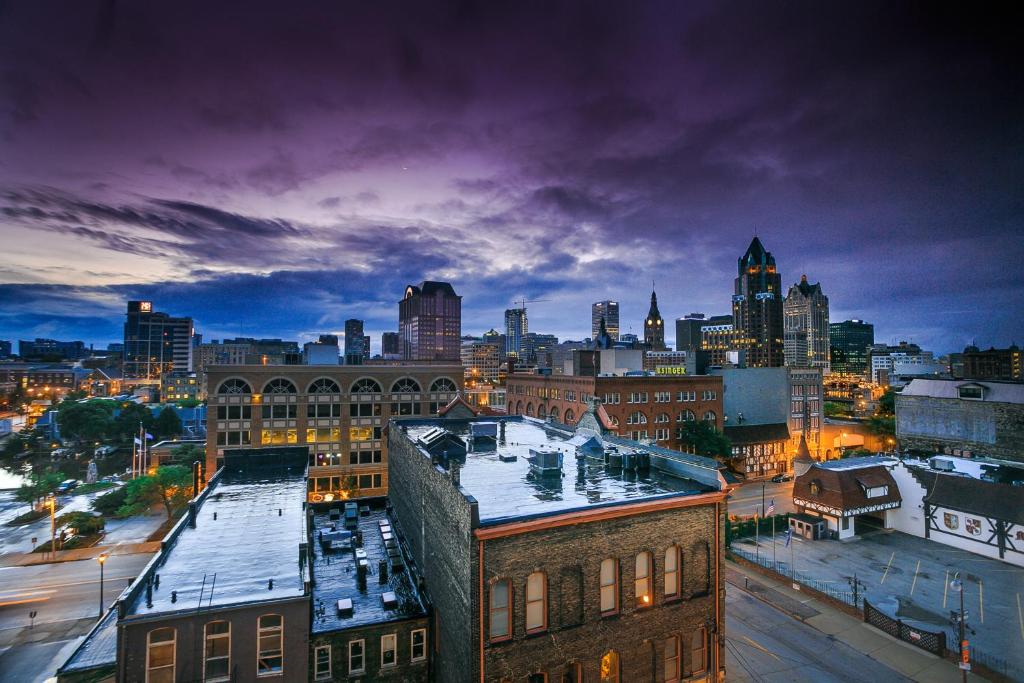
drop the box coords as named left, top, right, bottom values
left=644, top=284, right=666, bottom=350
left=792, top=399, right=816, bottom=477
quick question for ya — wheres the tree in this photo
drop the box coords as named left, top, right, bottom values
left=676, top=421, right=732, bottom=459
left=57, top=401, right=114, bottom=444
left=878, top=388, right=896, bottom=415
left=14, top=471, right=64, bottom=511
left=866, top=414, right=895, bottom=437
left=169, top=443, right=204, bottom=466
left=153, top=408, right=183, bottom=440
left=824, top=402, right=849, bottom=418
left=117, top=465, right=193, bottom=519
left=91, top=485, right=129, bottom=516
left=56, top=511, right=104, bottom=536
left=113, top=402, right=154, bottom=443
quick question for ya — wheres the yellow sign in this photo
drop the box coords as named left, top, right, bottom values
left=655, top=366, right=687, bottom=375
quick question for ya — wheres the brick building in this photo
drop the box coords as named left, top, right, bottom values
left=961, top=344, right=1022, bottom=381
left=387, top=408, right=728, bottom=682
left=205, top=364, right=462, bottom=501
left=505, top=372, right=724, bottom=451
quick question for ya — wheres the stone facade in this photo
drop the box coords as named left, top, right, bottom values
left=897, top=393, right=1024, bottom=463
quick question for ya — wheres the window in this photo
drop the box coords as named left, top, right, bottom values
left=627, top=411, right=647, bottom=425
left=490, top=579, right=511, bottom=640
left=676, top=390, right=695, bottom=402
left=563, top=663, right=583, bottom=683
left=391, top=378, right=422, bottom=394
left=654, top=412, right=670, bottom=423
left=411, top=629, right=426, bottom=662
left=217, top=378, right=250, bottom=394
left=308, top=378, right=341, bottom=394
left=390, top=401, right=422, bottom=415
left=314, top=645, right=331, bottom=680
left=526, top=571, right=547, bottom=632
left=565, top=409, right=575, bottom=423
left=600, top=650, right=620, bottom=682
left=430, top=377, right=458, bottom=393
left=655, top=391, right=671, bottom=403
left=528, top=674, right=548, bottom=683
left=664, top=636, right=680, bottom=683
left=664, top=546, right=681, bottom=599
left=349, top=402, right=382, bottom=417
left=703, top=410, right=716, bottom=423
left=600, top=558, right=618, bottom=614
left=146, top=627, right=176, bottom=683
left=216, top=404, right=252, bottom=420
left=264, top=378, right=297, bottom=394
left=702, top=390, right=716, bottom=400
left=635, top=552, right=652, bottom=607
left=958, top=385, right=984, bottom=400
left=204, top=621, right=230, bottom=682
left=257, top=614, right=283, bottom=676
left=655, top=428, right=669, bottom=440
left=349, top=426, right=374, bottom=442
left=381, top=634, right=397, bottom=668
left=351, top=378, right=382, bottom=393
left=263, top=404, right=297, bottom=419
left=687, top=629, right=706, bottom=676
left=348, top=639, right=365, bottom=675
left=603, top=392, right=620, bottom=405
left=677, top=410, right=695, bottom=422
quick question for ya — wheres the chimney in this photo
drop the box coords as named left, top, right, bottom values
left=192, top=461, right=201, bottom=496
left=499, top=421, right=507, bottom=443
left=450, top=461, right=461, bottom=487
left=187, top=501, right=197, bottom=528
left=357, top=562, right=368, bottom=591
left=379, top=560, right=388, bottom=583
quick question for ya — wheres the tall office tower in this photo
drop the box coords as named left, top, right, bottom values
left=123, top=301, right=194, bottom=380
left=828, top=320, right=875, bottom=377
left=344, top=320, right=367, bottom=364
left=732, top=237, right=784, bottom=367
left=643, top=288, right=666, bottom=350
left=783, top=275, right=830, bottom=371
left=381, top=332, right=401, bottom=359
left=675, top=313, right=707, bottom=352
left=521, top=332, right=559, bottom=365
left=399, top=281, right=462, bottom=361
left=504, top=308, right=528, bottom=360
left=591, top=301, right=620, bottom=341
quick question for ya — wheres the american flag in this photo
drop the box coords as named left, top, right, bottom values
left=767, top=499, right=775, bottom=516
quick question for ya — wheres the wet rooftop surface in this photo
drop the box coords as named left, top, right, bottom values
left=59, top=605, right=118, bottom=673
left=403, top=419, right=715, bottom=525
left=128, top=473, right=308, bottom=616
left=311, top=505, right=426, bottom=634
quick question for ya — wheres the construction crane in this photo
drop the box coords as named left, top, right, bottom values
left=511, top=297, right=549, bottom=310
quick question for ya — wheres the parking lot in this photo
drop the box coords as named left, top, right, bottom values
left=733, top=529, right=1024, bottom=675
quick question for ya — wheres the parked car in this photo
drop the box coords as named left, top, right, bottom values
left=95, top=445, right=118, bottom=457
left=771, top=473, right=793, bottom=483
left=57, top=479, right=80, bottom=494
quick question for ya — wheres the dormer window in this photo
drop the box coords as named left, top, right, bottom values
left=958, top=384, right=984, bottom=400
left=809, top=481, right=821, bottom=495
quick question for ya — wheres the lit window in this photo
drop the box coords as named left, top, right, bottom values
left=381, top=634, right=397, bottom=668
left=664, top=635, right=680, bottom=683
left=526, top=571, right=547, bottom=632
left=204, top=621, right=230, bottom=682
left=600, top=558, right=618, bottom=614
left=664, top=546, right=681, bottom=598
left=256, top=614, right=283, bottom=676
left=348, top=639, right=365, bottom=675
left=313, top=644, right=331, bottom=680
left=635, top=552, right=652, bottom=607
left=600, top=650, right=620, bottom=682
left=411, top=629, right=426, bottom=662
left=147, top=627, right=176, bottom=683
left=489, top=579, right=511, bottom=640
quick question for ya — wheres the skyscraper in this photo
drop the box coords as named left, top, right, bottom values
left=828, top=320, right=875, bottom=377
left=399, top=281, right=462, bottom=361
left=783, top=275, right=830, bottom=371
left=643, top=288, right=666, bottom=350
left=504, top=308, right=528, bottom=360
left=732, top=237, right=784, bottom=367
left=344, top=320, right=368, bottom=364
left=381, top=332, right=401, bottom=359
left=675, top=313, right=707, bottom=353
left=591, top=300, right=619, bottom=341
left=123, top=301, right=194, bottom=380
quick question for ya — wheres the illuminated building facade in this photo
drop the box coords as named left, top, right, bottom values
left=732, top=237, right=784, bottom=368
left=123, top=301, right=194, bottom=380
left=591, top=300, right=620, bottom=342
left=783, top=275, right=830, bottom=371
left=399, top=281, right=462, bottom=362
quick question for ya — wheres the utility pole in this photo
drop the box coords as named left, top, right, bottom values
left=755, top=504, right=761, bottom=564
left=48, top=495, right=56, bottom=561
left=950, top=573, right=969, bottom=682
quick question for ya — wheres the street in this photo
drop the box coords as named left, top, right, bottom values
left=727, top=479, right=795, bottom=518
left=0, top=553, right=154, bottom=682
left=725, top=584, right=912, bottom=682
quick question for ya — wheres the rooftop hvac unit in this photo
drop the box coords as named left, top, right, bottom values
left=527, top=448, right=563, bottom=475
left=929, top=457, right=955, bottom=472
left=470, top=422, right=498, bottom=440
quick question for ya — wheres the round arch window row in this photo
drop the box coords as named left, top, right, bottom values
left=216, top=377, right=458, bottom=396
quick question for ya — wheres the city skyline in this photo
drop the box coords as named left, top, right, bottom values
left=1, top=2, right=1022, bottom=354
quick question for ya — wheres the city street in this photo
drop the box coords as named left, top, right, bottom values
left=0, top=552, right=154, bottom=682
left=727, top=479, right=795, bottom=518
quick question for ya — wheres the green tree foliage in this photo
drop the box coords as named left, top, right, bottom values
left=57, top=401, right=115, bottom=444
left=56, top=510, right=104, bottom=536
left=175, top=398, right=203, bottom=408
left=676, top=421, right=732, bottom=459
left=824, top=402, right=850, bottom=418
left=169, top=443, right=204, bottom=466
left=153, top=408, right=183, bottom=439
left=91, top=485, right=129, bottom=516
left=117, top=465, right=193, bottom=519
left=113, top=402, right=154, bottom=443
left=878, top=388, right=896, bottom=415
left=867, top=414, right=895, bottom=437
left=14, top=471, right=64, bottom=511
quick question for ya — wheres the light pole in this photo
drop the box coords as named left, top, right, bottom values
left=47, top=495, right=56, bottom=561
left=97, top=553, right=108, bottom=617
left=950, top=573, right=968, bottom=682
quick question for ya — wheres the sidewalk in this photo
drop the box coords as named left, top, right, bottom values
left=0, top=541, right=159, bottom=567
left=726, top=559, right=986, bottom=683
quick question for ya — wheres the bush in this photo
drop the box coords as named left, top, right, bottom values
left=56, top=510, right=105, bottom=535
left=92, top=485, right=129, bottom=516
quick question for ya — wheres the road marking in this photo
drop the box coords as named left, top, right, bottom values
left=943, top=569, right=949, bottom=608
left=1017, top=593, right=1023, bottom=642
left=741, top=635, right=781, bottom=661
left=909, top=560, right=921, bottom=595
left=880, top=551, right=895, bottom=584
left=979, top=579, right=984, bottom=624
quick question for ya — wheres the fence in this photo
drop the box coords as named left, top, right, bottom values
left=944, top=630, right=1024, bottom=683
left=864, top=600, right=945, bottom=656
left=729, top=545, right=859, bottom=607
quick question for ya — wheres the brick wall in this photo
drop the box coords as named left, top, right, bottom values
left=311, top=617, right=429, bottom=682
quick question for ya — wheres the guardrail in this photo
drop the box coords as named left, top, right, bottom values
left=729, top=545, right=859, bottom=607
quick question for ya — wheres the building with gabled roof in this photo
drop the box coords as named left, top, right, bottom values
left=792, top=456, right=902, bottom=539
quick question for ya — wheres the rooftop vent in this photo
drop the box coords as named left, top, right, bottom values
left=527, top=448, right=564, bottom=476
left=470, top=422, right=498, bottom=440
left=337, top=598, right=353, bottom=616
left=381, top=591, right=398, bottom=609
left=929, top=457, right=955, bottom=472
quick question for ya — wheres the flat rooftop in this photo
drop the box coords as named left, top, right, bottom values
left=127, top=471, right=308, bottom=616
left=311, top=505, right=426, bottom=634
left=401, top=417, right=722, bottom=525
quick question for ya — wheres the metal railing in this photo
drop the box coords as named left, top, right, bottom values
left=944, top=631, right=1024, bottom=683
left=864, top=600, right=945, bottom=656
left=729, top=546, right=859, bottom=607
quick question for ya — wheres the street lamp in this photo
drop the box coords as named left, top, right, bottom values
left=950, top=573, right=969, bottom=682
left=47, top=495, right=57, bottom=561
left=97, top=553, right=108, bottom=617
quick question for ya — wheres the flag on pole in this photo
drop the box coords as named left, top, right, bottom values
left=134, top=436, right=142, bottom=446
left=145, top=432, right=154, bottom=440
left=784, top=528, right=793, bottom=547
left=767, top=499, right=775, bottom=516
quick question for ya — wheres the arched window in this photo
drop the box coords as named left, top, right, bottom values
left=489, top=579, right=511, bottom=641
left=635, top=551, right=653, bottom=607
left=217, top=378, right=250, bottom=395
left=677, top=410, right=695, bottom=422
left=257, top=614, right=283, bottom=675
left=204, top=621, right=230, bottom=682
left=655, top=412, right=670, bottom=424
left=564, top=409, right=575, bottom=423
left=308, top=378, right=340, bottom=394
left=514, top=401, right=523, bottom=414
left=146, top=627, right=176, bottom=683
left=538, top=405, right=547, bottom=419
left=263, top=378, right=297, bottom=394
left=430, top=377, right=457, bottom=393
left=665, top=635, right=681, bottom=683
left=391, top=378, right=421, bottom=394
left=627, top=411, right=647, bottom=425
left=549, top=407, right=560, bottom=422
left=703, top=410, right=716, bottom=424
left=686, top=629, right=707, bottom=677
left=664, top=545, right=681, bottom=599
left=351, top=378, right=382, bottom=394
left=600, top=650, right=620, bottom=682
left=526, top=402, right=535, bottom=416
left=525, top=571, right=547, bottom=633
left=810, top=480, right=821, bottom=495
left=600, top=558, right=618, bottom=615
left=608, top=415, right=620, bottom=427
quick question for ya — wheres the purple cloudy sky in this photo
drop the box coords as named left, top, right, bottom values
left=1, top=1, right=1021, bottom=354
